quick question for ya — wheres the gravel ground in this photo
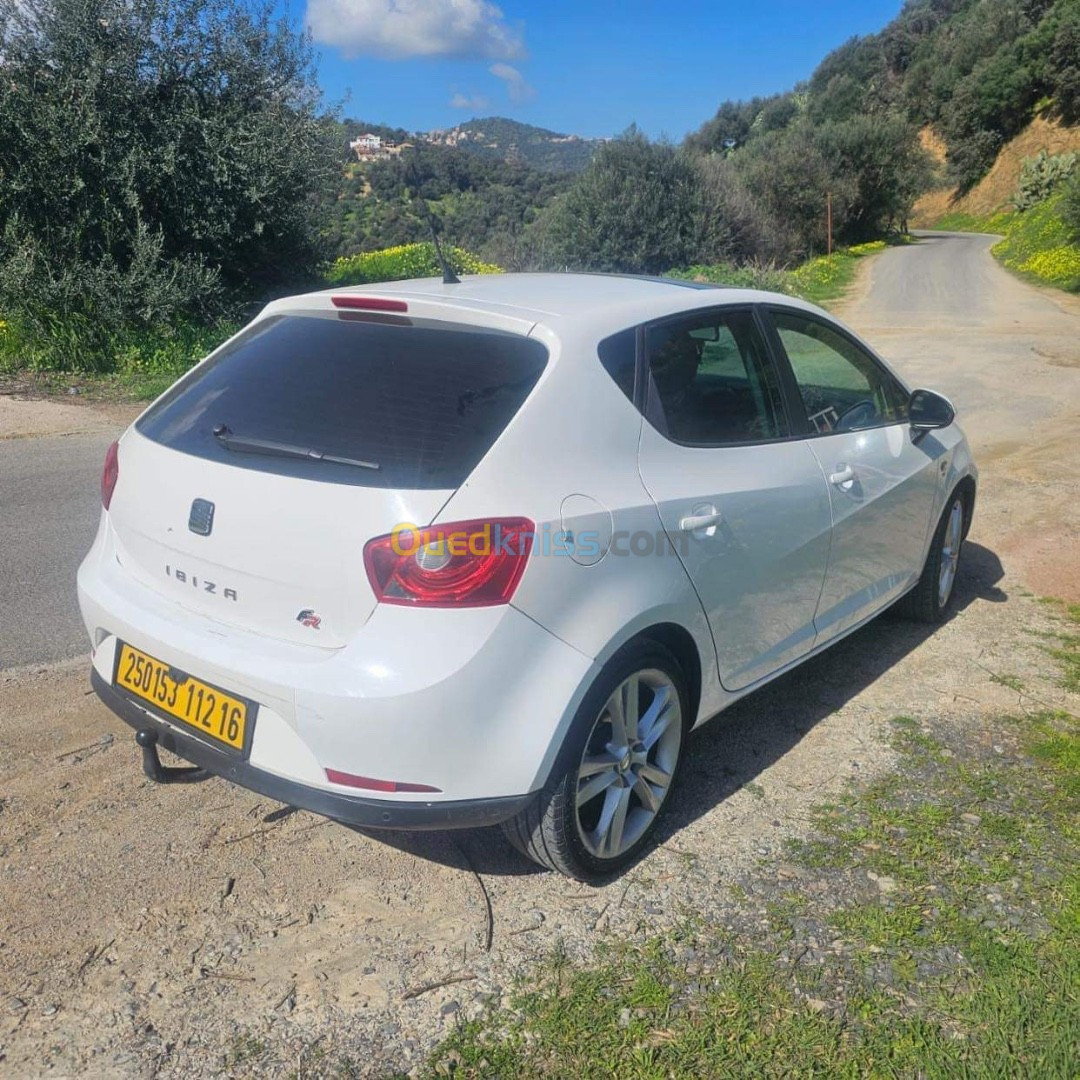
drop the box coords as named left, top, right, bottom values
left=0, top=532, right=1073, bottom=1076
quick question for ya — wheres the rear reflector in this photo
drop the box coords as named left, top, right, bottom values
left=331, top=296, right=408, bottom=312
left=325, top=768, right=441, bottom=794
left=364, top=517, right=534, bottom=608
left=101, top=440, right=119, bottom=509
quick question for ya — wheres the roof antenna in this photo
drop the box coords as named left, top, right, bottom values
left=406, top=163, right=460, bottom=285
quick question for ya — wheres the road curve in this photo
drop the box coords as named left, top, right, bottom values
left=835, top=230, right=1079, bottom=599
left=835, top=230, right=1079, bottom=454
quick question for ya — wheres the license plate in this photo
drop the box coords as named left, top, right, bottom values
left=113, top=642, right=254, bottom=752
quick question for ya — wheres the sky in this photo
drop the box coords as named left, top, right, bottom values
left=295, top=0, right=905, bottom=140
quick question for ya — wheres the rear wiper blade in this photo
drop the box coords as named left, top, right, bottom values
left=212, top=425, right=380, bottom=471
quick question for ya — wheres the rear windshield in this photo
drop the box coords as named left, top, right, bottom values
left=136, top=312, right=548, bottom=489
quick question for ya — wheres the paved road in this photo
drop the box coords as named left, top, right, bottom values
left=0, top=430, right=117, bottom=670
left=834, top=231, right=1079, bottom=456
left=1, top=232, right=1077, bottom=671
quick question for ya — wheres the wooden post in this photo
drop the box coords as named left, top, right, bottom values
left=827, top=192, right=833, bottom=256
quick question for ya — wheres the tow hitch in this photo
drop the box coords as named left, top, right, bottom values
left=135, top=728, right=210, bottom=784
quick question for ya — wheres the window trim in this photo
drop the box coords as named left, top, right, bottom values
left=634, top=304, right=807, bottom=451
left=758, top=304, right=913, bottom=440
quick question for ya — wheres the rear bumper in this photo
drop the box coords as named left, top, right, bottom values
left=92, top=670, right=535, bottom=830
left=78, top=513, right=598, bottom=801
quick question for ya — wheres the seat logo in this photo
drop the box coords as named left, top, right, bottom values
left=188, top=498, right=215, bottom=537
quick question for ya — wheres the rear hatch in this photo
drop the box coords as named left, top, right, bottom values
left=110, top=307, right=548, bottom=648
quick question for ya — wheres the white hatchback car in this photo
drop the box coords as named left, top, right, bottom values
left=79, top=273, right=976, bottom=880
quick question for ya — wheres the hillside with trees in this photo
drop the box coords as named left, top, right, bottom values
left=349, top=1, right=1079, bottom=276
left=325, top=143, right=573, bottom=267
left=691, top=0, right=1079, bottom=193
left=434, top=118, right=603, bottom=173
left=1, top=0, right=1076, bottom=380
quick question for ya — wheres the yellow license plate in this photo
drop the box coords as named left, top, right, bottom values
left=114, top=642, right=254, bottom=752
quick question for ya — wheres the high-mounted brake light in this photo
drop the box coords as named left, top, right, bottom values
left=364, top=518, right=534, bottom=608
left=331, top=296, right=409, bottom=313
left=101, top=440, right=119, bottom=509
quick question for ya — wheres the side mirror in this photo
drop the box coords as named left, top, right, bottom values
left=909, top=388, right=955, bottom=436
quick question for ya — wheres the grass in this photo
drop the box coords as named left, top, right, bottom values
left=930, top=210, right=1016, bottom=234
left=1036, top=598, right=1080, bottom=694
left=0, top=317, right=238, bottom=403
left=419, top=690, right=1079, bottom=1076
left=931, top=195, right=1080, bottom=293
left=3, top=236, right=900, bottom=402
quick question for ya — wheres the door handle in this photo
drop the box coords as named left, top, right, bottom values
left=829, top=464, right=856, bottom=488
left=679, top=510, right=723, bottom=533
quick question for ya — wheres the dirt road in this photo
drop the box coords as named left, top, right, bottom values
left=0, top=236, right=1077, bottom=1076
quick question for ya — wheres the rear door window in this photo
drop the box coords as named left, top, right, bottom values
left=643, top=309, right=790, bottom=445
left=136, top=312, right=548, bottom=489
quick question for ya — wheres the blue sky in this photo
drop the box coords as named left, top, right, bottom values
left=297, top=0, right=904, bottom=139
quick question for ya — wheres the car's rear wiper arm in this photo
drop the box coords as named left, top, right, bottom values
left=212, top=425, right=380, bottom=471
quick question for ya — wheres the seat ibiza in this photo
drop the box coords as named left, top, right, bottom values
left=78, top=274, right=976, bottom=880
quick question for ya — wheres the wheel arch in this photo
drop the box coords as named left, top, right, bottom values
left=952, top=474, right=977, bottom=539
left=633, top=621, right=703, bottom=729
left=533, top=618, right=707, bottom=796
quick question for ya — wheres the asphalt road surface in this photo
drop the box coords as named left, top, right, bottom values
left=0, top=429, right=117, bottom=669
left=1, top=231, right=1077, bottom=671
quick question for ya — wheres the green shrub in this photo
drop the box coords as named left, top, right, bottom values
left=326, top=243, right=501, bottom=286
left=666, top=263, right=793, bottom=293
left=540, top=129, right=700, bottom=275
left=0, top=0, right=337, bottom=375
left=1012, top=150, right=1078, bottom=211
left=1062, top=172, right=1080, bottom=244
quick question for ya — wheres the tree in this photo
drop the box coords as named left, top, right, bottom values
left=731, top=126, right=849, bottom=261
left=689, top=153, right=794, bottom=265
left=540, top=128, right=698, bottom=275
left=0, top=0, right=338, bottom=367
left=814, top=115, right=934, bottom=239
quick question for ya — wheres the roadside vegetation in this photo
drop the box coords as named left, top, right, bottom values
left=326, top=244, right=501, bottom=287
left=670, top=241, right=897, bottom=307
left=417, top=608, right=1080, bottom=1078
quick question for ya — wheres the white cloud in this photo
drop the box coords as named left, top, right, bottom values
left=449, top=91, right=490, bottom=109
left=306, top=0, right=525, bottom=61
left=489, top=61, right=535, bottom=103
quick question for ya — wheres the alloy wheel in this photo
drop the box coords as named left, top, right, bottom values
left=574, top=668, right=682, bottom=859
left=938, top=498, right=964, bottom=608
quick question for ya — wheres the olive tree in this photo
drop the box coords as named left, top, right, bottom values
left=541, top=128, right=699, bottom=275
left=0, top=0, right=338, bottom=367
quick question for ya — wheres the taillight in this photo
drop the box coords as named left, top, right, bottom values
left=363, top=517, right=534, bottom=608
left=101, top=440, right=119, bottom=509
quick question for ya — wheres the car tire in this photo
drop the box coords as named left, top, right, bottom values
left=899, top=489, right=968, bottom=624
left=502, top=639, right=689, bottom=881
